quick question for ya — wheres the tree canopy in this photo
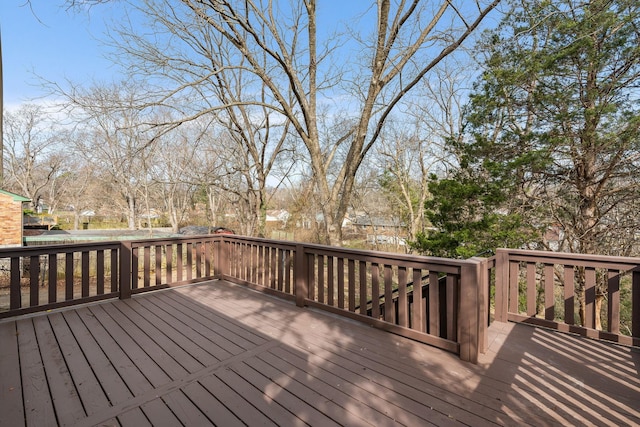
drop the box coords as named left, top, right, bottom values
left=417, top=0, right=640, bottom=258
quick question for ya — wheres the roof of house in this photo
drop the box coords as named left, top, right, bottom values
left=0, top=189, right=31, bottom=202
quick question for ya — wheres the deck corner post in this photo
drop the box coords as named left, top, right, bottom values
left=119, top=241, right=132, bottom=299
left=294, top=244, right=308, bottom=307
left=495, top=249, right=509, bottom=322
left=459, top=258, right=482, bottom=364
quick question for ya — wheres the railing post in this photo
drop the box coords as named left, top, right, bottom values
left=294, top=244, right=308, bottom=307
left=459, top=258, right=482, bottom=364
left=119, top=241, right=132, bottom=299
left=494, top=249, right=509, bottom=322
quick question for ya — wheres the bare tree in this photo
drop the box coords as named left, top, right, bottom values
left=2, top=104, right=64, bottom=210
left=60, top=81, right=164, bottom=229
left=96, top=0, right=500, bottom=244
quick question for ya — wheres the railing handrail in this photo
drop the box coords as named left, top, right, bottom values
left=0, top=240, right=121, bottom=256
left=496, top=248, right=640, bottom=268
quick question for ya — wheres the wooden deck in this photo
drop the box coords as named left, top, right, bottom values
left=1, top=280, right=638, bottom=427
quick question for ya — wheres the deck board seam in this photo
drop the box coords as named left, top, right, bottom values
left=74, top=339, right=282, bottom=427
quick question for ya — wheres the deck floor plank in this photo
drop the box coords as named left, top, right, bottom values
left=257, top=346, right=399, bottom=427
left=120, top=297, right=219, bottom=368
left=246, top=352, right=380, bottom=427
left=2, top=280, right=639, bottom=427
left=61, top=310, right=151, bottom=426
left=98, top=302, right=191, bottom=380
left=33, top=315, right=87, bottom=426
left=16, top=318, right=57, bottom=427
left=143, top=293, right=249, bottom=357
left=46, top=312, right=108, bottom=419
left=74, top=306, right=154, bottom=397
left=110, top=300, right=205, bottom=374
left=161, top=389, right=215, bottom=426
left=230, top=361, right=343, bottom=427
left=179, top=283, right=505, bottom=425
left=180, top=380, right=246, bottom=427
left=189, top=283, right=581, bottom=425
left=0, top=321, right=25, bottom=427
left=206, top=366, right=298, bottom=427
left=158, top=291, right=268, bottom=348
left=87, top=304, right=174, bottom=386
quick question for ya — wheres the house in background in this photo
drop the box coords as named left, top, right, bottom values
left=0, top=189, right=30, bottom=247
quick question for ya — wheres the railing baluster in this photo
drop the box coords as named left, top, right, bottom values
left=429, top=271, right=439, bottom=336
left=30, top=255, right=39, bottom=307
left=338, top=258, right=345, bottom=309
left=318, top=255, right=325, bottom=304
left=81, top=251, right=90, bottom=298
left=371, top=263, right=380, bottom=319
left=65, top=253, right=74, bottom=301
left=155, top=245, right=162, bottom=285
left=585, top=267, right=596, bottom=329
left=359, top=261, right=367, bottom=316
left=564, top=266, right=575, bottom=325
left=384, top=264, right=394, bottom=323
left=348, top=259, right=355, bottom=312
left=97, top=250, right=105, bottom=295
left=413, top=268, right=425, bottom=333
left=544, top=264, right=554, bottom=320
left=398, top=266, right=408, bottom=327
left=49, top=253, right=58, bottom=303
left=633, top=270, right=640, bottom=339
left=608, top=269, right=620, bottom=334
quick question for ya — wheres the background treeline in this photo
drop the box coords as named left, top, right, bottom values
left=3, top=0, right=640, bottom=260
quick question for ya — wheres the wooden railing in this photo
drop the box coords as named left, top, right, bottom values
left=0, top=235, right=488, bottom=362
left=0, top=242, right=121, bottom=318
left=493, top=248, right=640, bottom=347
left=0, top=236, right=222, bottom=319
left=217, top=235, right=488, bottom=363
left=11, top=237, right=640, bottom=361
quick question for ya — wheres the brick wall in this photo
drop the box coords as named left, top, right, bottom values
left=0, top=194, right=24, bottom=246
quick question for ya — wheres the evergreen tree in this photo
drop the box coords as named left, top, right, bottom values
left=418, top=0, right=640, bottom=259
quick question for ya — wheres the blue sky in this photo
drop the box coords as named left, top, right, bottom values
left=1, top=0, right=370, bottom=108
left=1, top=1, right=125, bottom=107
left=1, top=1, right=493, bottom=109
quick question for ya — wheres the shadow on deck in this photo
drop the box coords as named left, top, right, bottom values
left=1, top=280, right=638, bottom=426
